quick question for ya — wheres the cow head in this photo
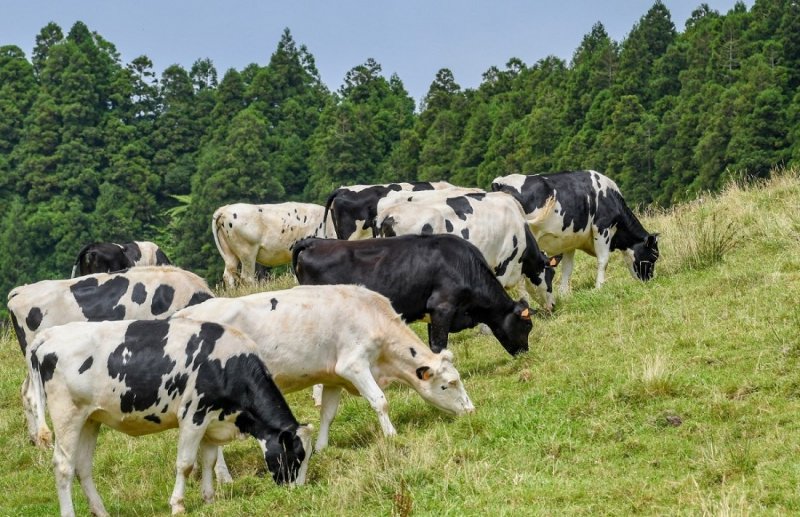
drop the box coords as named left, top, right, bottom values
left=624, top=233, right=660, bottom=281
left=261, top=424, right=314, bottom=486
left=537, top=252, right=562, bottom=311
left=414, top=350, right=474, bottom=416
left=521, top=228, right=560, bottom=312
left=490, top=300, right=532, bottom=356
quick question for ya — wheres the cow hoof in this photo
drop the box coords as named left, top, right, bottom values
left=171, top=503, right=185, bottom=515
left=36, top=429, right=53, bottom=449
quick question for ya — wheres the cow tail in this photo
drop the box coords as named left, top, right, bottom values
left=527, top=195, right=557, bottom=227
left=212, top=208, right=234, bottom=267
left=28, top=345, right=52, bottom=448
left=322, top=191, right=338, bottom=239
left=71, top=243, right=93, bottom=278
left=290, top=238, right=313, bottom=278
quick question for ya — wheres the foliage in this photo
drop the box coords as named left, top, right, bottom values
left=1, top=2, right=799, bottom=300
left=0, top=171, right=798, bottom=514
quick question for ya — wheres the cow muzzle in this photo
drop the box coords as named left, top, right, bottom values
left=635, top=261, right=654, bottom=281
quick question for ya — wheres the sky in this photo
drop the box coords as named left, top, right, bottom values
left=2, top=0, right=751, bottom=106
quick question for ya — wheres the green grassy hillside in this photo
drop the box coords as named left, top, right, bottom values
left=1, top=171, right=798, bottom=516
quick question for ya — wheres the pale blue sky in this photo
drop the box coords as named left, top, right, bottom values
left=1, top=0, right=750, bottom=106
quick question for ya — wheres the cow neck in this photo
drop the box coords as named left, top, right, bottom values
left=237, top=367, right=299, bottom=439
left=470, top=278, right=516, bottom=328
left=376, top=330, right=432, bottom=391
left=608, top=192, right=650, bottom=251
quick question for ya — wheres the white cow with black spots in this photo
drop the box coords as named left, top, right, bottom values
left=28, top=318, right=313, bottom=516
left=491, top=170, right=660, bottom=293
left=7, top=266, right=213, bottom=449
left=212, top=202, right=335, bottom=287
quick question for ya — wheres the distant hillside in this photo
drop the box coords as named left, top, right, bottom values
left=1, top=169, right=798, bottom=514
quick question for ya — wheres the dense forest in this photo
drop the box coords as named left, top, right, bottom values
left=1, top=0, right=798, bottom=304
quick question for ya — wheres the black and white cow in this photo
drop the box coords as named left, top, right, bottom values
left=71, top=241, right=171, bottom=277
left=28, top=318, right=313, bottom=516
left=323, top=181, right=454, bottom=240
left=492, top=170, right=660, bottom=293
left=376, top=190, right=558, bottom=311
left=175, top=284, right=474, bottom=453
left=292, top=235, right=534, bottom=355
left=7, top=266, right=214, bottom=447
left=212, top=202, right=335, bottom=287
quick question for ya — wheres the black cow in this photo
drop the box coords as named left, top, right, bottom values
left=71, top=240, right=171, bottom=277
left=323, top=181, right=454, bottom=240
left=491, top=170, right=660, bottom=293
left=375, top=189, right=559, bottom=311
left=292, top=234, right=533, bottom=356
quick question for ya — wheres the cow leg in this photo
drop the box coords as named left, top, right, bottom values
left=312, top=384, right=324, bottom=407
left=74, top=420, right=108, bottom=517
left=593, top=240, right=611, bottom=288
left=199, top=440, right=218, bottom=504
left=50, top=406, right=90, bottom=517
left=221, top=256, right=240, bottom=288
left=428, top=307, right=455, bottom=354
left=240, top=259, right=257, bottom=285
left=316, top=385, right=342, bottom=450
left=169, top=425, right=205, bottom=515
left=214, top=446, right=233, bottom=484
left=20, top=374, right=41, bottom=446
left=558, top=250, right=576, bottom=294
left=336, top=360, right=396, bottom=437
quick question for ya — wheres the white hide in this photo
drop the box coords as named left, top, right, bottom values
left=212, top=202, right=334, bottom=287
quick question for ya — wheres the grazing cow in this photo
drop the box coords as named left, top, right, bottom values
left=376, top=190, right=558, bottom=311
left=323, top=181, right=455, bottom=240
left=71, top=241, right=170, bottom=277
left=292, top=235, right=534, bottom=356
left=174, top=285, right=474, bottom=453
left=7, top=266, right=214, bottom=447
left=491, top=170, right=660, bottom=293
left=212, top=202, right=335, bottom=287
left=28, top=318, right=313, bottom=516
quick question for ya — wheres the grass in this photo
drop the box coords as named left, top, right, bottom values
left=1, top=169, right=799, bottom=515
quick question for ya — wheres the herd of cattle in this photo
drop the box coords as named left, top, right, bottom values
left=5, top=170, right=659, bottom=515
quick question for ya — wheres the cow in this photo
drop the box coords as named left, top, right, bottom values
left=323, top=181, right=455, bottom=240
left=173, top=285, right=474, bottom=453
left=491, top=170, right=660, bottom=293
left=292, top=235, right=534, bottom=356
left=212, top=202, right=335, bottom=287
left=376, top=190, right=559, bottom=311
left=71, top=240, right=170, bottom=277
left=27, top=318, right=313, bottom=516
left=7, top=266, right=214, bottom=449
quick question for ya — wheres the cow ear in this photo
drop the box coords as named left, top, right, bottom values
left=515, top=300, right=533, bottom=321
left=645, top=234, right=659, bottom=248
left=548, top=254, right=563, bottom=267
left=416, top=366, right=433, bottom=381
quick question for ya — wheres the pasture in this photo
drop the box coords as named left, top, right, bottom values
left=1, top=170, right=798, bottom=515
